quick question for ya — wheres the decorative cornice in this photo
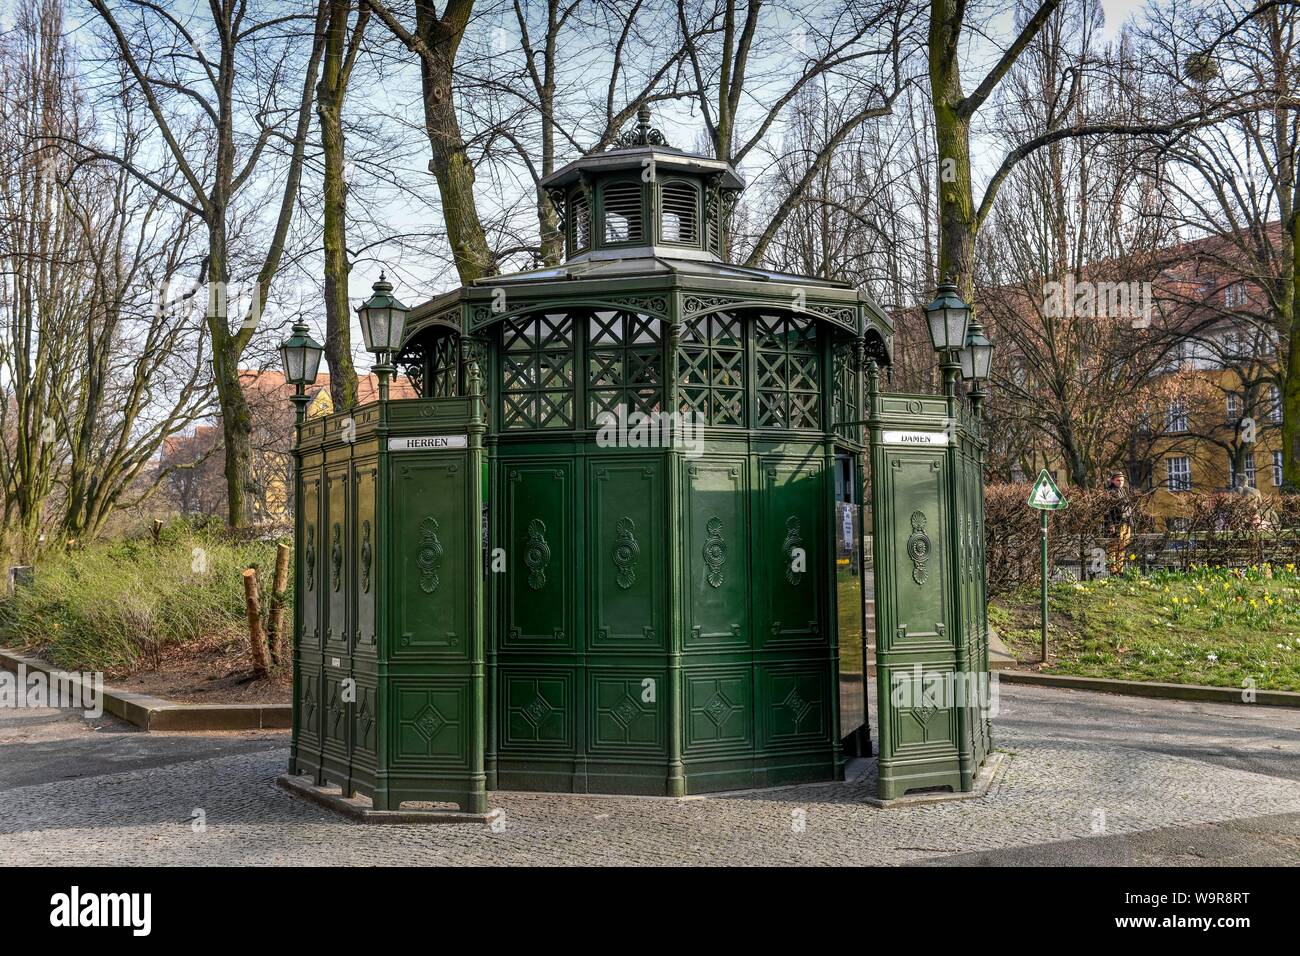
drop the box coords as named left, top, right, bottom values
left=680, top=293, right=858, bottom=332
left=469, top=293, right=669, bottom=330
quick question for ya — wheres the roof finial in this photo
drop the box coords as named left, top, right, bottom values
left=614, top=103, right=669, bottom=149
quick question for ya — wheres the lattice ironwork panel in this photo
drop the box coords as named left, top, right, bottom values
left=501, top=313, right=575, bottom=430
left=832, top=340, right=861, bottom=441
left=585, top=310, right=663, bottom=426
left=430, top=332, right=460, bottom=398
left=677, top=311, right=745, bottom=426
left=755, top=313, right=819, bottom=429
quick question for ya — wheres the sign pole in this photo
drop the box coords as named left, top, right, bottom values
left=1027, top=468, right=1067, bottom=665
left=1040, top=509, right=1048, bottom=663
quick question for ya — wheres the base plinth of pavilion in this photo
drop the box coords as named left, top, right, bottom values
left=277, top=773, right=493, bottom=825
left=863, top=751, right=1009, bottom=808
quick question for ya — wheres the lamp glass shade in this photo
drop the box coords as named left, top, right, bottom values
left=959, top=328, right=993, bottom=382
left=280, top=342, right=304, bottom=384
left=357, top=274, right=409, bottom=354
left=923, top=282, right=971, bottom=353
left=303, top=342, right=324, bottom=382
left=279, top=324, right=325, bottom=387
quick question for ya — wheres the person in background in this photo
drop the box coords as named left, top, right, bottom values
left=1104, top=471, right=1133, bottom=574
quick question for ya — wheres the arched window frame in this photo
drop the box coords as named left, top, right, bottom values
left=598, top=177, right=646, bottom=247
left=658, top=178, right=701, bottom=248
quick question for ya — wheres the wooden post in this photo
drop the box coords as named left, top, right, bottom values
left=267, top=542, right=290, bottom=665
left=243, top=567, right=270, bottom=677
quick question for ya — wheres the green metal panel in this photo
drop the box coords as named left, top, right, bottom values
left=390, top=458, right=470, bottom=658
left=380, top=449, right=481, bottom=809
left=869, top=375, right=991, bottom=799
left=681, top=456, right=754, bottom=791
left=291, top=456, right=323, bottom=782
left=496, top=454, right=580, bottom=790
left=753, top=449, right=836, bottom=786
left=291, top=396, right=486, bottom=813
left=587, top=458, right=666, bottom=650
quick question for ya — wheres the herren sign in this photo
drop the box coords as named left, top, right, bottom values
left=388, top=435, right=469, bottom=451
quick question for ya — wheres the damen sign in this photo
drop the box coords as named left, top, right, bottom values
left=881, top=430, right=949, bottom=446
left=388, top=435, right=468, bottom=451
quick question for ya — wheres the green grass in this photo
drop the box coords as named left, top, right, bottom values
left=990, top=563, right=1300, bottom=692
left=0, top=521, right=291, bottom=676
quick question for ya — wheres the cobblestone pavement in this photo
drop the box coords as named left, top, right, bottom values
left=1, top=685, right=1298, bottom=866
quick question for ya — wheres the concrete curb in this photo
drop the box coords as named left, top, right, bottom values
left=994, top=668, right=1300, bottom=708
left=276, top=774, right=491, bottom=824
left=0, top=646, right=291, bottom=731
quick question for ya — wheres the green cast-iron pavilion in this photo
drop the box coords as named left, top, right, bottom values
left=287, top=108, right=991, bottom=811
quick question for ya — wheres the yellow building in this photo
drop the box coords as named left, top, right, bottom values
left=1143, top=318, right=1284, bottom=526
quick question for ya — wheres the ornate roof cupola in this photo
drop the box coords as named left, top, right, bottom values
left=542, top=105, right=744, bottom=265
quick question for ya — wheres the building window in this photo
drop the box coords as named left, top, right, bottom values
left=1230, top=453, right=1257, bottom=489
left=678, top=311, right=745, bottom=426
left=1269, top=385, right=1282, bottom=423
left=586, top=310, right=663, bottom=426
left=659, top=180, right=699, bottom=244
left=755, top=313, right=820, bottom=429
left=1224, top=282, right=1247, bottom=309
left=1166, top=400, right=1188, bottom=433
left=1166, top=456, right=1191, bottom=492
left=1226, top=392, right=1240, bottom=420
left=602, top=181, right=643, bottom=243
left=500, top=312, right=575, bottom=430
left=1274, top=451, right=1284, bottom=487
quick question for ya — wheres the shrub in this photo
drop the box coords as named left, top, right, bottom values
left=0, top=520, right=291, bottom=675
left=983, top=483, right=1147, bottom=595
left=983, top=483, right=1300, bottom=594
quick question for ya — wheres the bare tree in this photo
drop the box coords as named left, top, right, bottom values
left=81, top=0, right=327, bottom=526
left=0, top=0, right=87, bottom=557
left=1140, top=0, right=1300, bottom=489
left=368, top=0, right=498, bottom=282
left=676, top=0, right=913, bottom=266
left=318, top=0, right=370, bottom=410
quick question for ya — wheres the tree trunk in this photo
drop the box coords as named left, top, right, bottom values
left=1285, top=267, right=1300, bottom=490
left=243, top=567, right=270, bottom=677
left=415, top=0, right=495, bottom=283
left=930, top=3, right=976, bottom=298
left=318, top=0, right=360, bottom=411
left=213, top=329, right=255, bottom=527
left=268, top=541, right=290, bottom=665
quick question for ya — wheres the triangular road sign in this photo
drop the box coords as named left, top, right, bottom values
left=1028, top=469, right=1068, bottom=510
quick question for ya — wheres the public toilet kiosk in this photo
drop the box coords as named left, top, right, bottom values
left=285, top=109, right=991, bottom=811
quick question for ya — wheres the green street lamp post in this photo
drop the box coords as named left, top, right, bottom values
left=279, top=319, right=324, bottom=782
left=356, top=272, right=409, bottom=403
left=959, top=314, right=993, bottom=418
left=923, top=278, right=972, bottom=399
left=280, top=320, right=326, bottom=424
